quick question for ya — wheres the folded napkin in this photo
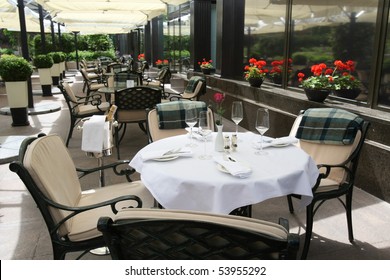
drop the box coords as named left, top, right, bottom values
left=254, top=136, right=298, bottom=149
left=81, top=115, right=107, bottom=153
left=213, top=156, right=252, bottom=178
left=141, top=147, right=193, bottom=161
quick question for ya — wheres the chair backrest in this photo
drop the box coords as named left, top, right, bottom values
left=12, top=134, right=82, bottom=236
left=181, top=76, right=206, bottom=100
left=97, top=208, right=299, bottom=259
left=156, top=66, right=171, bottom=83
left=114, top=86, right=162, bottom=123
left=107, top=62, right=127, bottom=74
left=114, top=71, right=141, bottom=88
left=291, top=108, right=369, bottom=185
left=146, top=100, right=214, bottom=142
left=60, top=82, right=81, bottom=114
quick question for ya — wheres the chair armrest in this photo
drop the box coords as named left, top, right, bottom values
left=46, top=193, right=143, bottom=234
left=77, top=160, right=136, bottom=182
left=313, top=163, right=353, bottom=192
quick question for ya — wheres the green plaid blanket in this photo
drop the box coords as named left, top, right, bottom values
left=295, top=108, right=364, bottom=145
left=185, top=76, right=204, bottom=93
left=156, top=100, right=207, bottom=129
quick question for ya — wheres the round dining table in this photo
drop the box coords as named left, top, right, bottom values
left=130, top=132, right=319, bottom=215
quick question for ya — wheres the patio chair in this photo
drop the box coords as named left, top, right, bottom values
left=146, top=100, right=213, bottom=143
left=59, top=82, right=110, bottom=146
left=287, top=108, right=370, bottom=259
left=145, top=66, right=171, bottom=98
left=169, top=76, right=206, bottom=101
left=9, top=134, right=155, bottom=259
left=114, top=86, right=162, bottom=158
left=80, top=68, right=106, bottom=97
left=97, top=208, right=300, bottom=259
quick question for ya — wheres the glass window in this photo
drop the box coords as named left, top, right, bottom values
left=290, top=0, right=378, bottom=103
left=379, top=7, right=390, bottom=109
left=244, top=0, right=287, bottom=85
left=165, top=2, right=191, bottom=74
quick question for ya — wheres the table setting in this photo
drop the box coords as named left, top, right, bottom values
left=130, top=130, right=319, bottom=214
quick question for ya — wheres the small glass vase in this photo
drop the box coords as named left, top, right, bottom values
left=214, top=124, right=224, bottom=152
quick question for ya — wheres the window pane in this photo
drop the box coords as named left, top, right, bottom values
left=379, top=9, right=390, bottom=108
left=165, top=2, right=191, bottom=74
left=290, top=0, right=378, bottom=103
left=244, top=0, right=286, bottom=85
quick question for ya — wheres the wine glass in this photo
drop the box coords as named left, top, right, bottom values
left=185, top=105, right=198, bottom=147
left=255, top=108, right=269, bottom=155
left=198, top=111, right=212, bottom=160
left=231, top=101, right=243, bottom=139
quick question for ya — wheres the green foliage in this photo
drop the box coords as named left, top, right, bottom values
left=292, top=53, right=307, bottom=65
left=0, top=55, right=33, bottom=82
left=33, top=54, right=54, bottom=68
left=86, top=34, right=113, bottom=52
left=50, top=52, right=65, bottom=63
left=0, top=48, right=13, bottom=55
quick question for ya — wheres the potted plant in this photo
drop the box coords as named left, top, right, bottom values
left=33, top=54, right=54, bottom=96
left=155, top=59, right=169, bottom=69
left=198, top=58, right=214, bottom=75
left=269, top=58, right=292, bottom=85
left=297, top=63, right=333, bottom=102
left=138, top=53, right=145, bottom=62
left=57, top=52, right=67, bottom=80
left=0, top=55, right=33, bottom=126
left=50, top=52, right=63, bottom=85
left=331, top=60, right=362, bottom=99
left=244, top=58, right=267, bottom=87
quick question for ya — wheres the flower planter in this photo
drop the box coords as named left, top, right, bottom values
left=37, top=68, right=53, bottom=96
left=304, top=88, right=330, bottom=103
left=51, top=63, right=61, bottom=86
left=247, top=77, right=264, bottom=88
left=201, top=68, right=212, bottom=75
left=333, top=88, right=361, bottom=100
left=5, top=81, right=29, bottom=126
left=270, top=75, right=282, bottom=85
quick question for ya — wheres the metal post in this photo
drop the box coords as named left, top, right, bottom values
left=73, top=31, right=80, bottom=70
left=17, top=0, right=33, bottom=108
left=38, top=5, right=46, bottom=54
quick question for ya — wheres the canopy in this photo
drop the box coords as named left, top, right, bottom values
left=34, top=0, right=188, bottom=34
left=1, top=0, right=188, bottom=34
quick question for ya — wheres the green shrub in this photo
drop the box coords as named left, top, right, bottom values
left=0, top=55, right=33, bottom=81
left=292, top=53, right=308, bottom=65
left=50, top=52, right=65, bottom=63
left=33, top=54, right=54, bottom=68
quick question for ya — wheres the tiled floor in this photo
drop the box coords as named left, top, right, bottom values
left=1, top=73, right=390, bottom=260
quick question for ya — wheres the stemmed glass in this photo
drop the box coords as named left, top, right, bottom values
left=198, top=111, right=212, bottom=160
left=255, top=108, right=269, bottom=155
left=185, top=105, right=198, bottom=147
left=231, top=101, right=243, bottom=138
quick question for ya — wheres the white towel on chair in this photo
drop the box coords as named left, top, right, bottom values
left=82, top=115, right=107, bottom=153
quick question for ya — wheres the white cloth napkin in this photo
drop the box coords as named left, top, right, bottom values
left=254, top=136, right=298, bottom=149
left=81, top=115, right=107, bottom=153
left=213, top=156, right=252, bottom=178
left=141, top=147, right=193, bottom=161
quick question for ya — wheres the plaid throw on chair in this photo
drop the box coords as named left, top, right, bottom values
left=295, top=108, right=364, bottom=145
left=185, top=76, right=203, bottom=93
left=156, top=100, right=207, bottom=129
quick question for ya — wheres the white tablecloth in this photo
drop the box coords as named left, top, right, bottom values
left=130, top=132, right=319, bottom=214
